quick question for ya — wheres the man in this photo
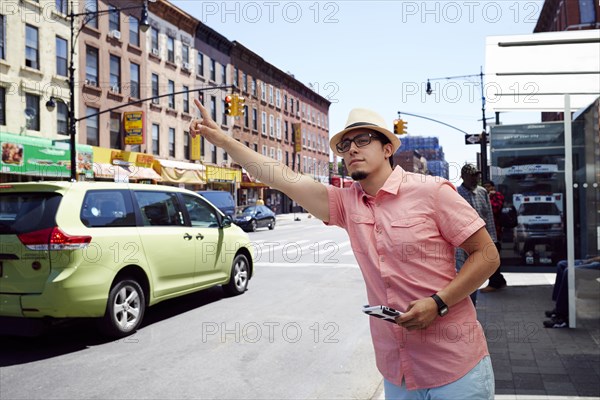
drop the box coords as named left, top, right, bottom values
left=544, top=255, right=600, bottom=328
left=455, top=164, right=499, bottom=305
left=481, top=180, right=508, bottom=293
left=190, top=102, right=499, bottom=399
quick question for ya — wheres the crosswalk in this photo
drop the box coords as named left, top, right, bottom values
left=251, top=238, right=358, bottom=268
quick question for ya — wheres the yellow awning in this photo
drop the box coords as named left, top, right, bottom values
left=93, top=163, right=162, bottom=181
left=156, top=159, right=206, bottom=184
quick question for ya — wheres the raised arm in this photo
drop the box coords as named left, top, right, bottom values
left=190, top=99, right=330, bottom=222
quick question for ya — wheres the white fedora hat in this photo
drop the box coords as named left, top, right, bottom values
left=330, top=108, right=401, bottom=156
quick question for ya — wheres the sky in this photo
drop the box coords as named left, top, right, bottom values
left=171, top=0, right=545, bottom=181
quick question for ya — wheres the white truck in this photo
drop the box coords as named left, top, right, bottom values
left=513, top=193, right=565, bottom=264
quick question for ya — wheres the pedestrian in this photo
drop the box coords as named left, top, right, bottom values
left=455, top=164, right=499, bottom=306
left=481, top=180, right=508, bottom=293
left=544, top=255, right=600, bottom=328
left=255, top=197, right=264, bottom=205
left=190, top=102, right=499, bottom=399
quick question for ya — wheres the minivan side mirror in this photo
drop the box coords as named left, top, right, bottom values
left=221, top=215, right=232, bottom=228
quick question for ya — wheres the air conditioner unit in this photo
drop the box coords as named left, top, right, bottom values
left=110, top=85, right=120, bottom=93
left=109, top=30, right=121, bottom=40
left=183, top=62, right=191, bottom=71
left=151, top=48, right=160, bottom=57
left=85, top=79, right=97, bottom=87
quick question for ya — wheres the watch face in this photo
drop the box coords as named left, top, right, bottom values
left=439, top=306, right=449, bottom=317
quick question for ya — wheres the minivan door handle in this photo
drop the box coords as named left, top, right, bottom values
left=183, top=233, right=193, bottom=240
left=196, top=233, right=204, bottom=240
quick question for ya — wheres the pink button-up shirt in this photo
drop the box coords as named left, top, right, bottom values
left=326, top=167, right=489, bottom=390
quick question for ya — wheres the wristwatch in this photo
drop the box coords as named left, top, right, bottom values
left=431, top=294, right=449, bottom=317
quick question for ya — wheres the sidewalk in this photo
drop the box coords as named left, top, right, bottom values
left=373, top=273, right=600, bottom=399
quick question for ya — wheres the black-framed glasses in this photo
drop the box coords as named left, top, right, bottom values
left=336, top=132, right=380, bottom=153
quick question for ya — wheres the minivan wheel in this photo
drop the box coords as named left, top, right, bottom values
left=223, top=254, right=250, bottom=296
left=99, top=278, right=146, bottom=337
left=268, top=218, right=275, bottom=230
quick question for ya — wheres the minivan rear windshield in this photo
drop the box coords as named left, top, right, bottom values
left=0, top=193, right=61, bottom=234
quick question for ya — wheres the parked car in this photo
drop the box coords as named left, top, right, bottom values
left=0, top=181, right=254, bottom=337
left=197, top=190, right=236, bottom=219
left=233, top=205, right=276, bottom=232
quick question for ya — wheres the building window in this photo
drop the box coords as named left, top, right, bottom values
left=129, top=16, right=139, bottom=47
left=182, top=85, right=189, bottom=113
left=25, top=24, right=39, bottom=69
left=0, top=14, right=5, bottom=60
left=210, top=58, right=216, bottom=81
left=168, top=127, right=175, bottom=157
left=201, top=136, right=205, bottom=157
left=85, top=0, right=98, bottom=29
left=182, top=44, right=189, bottom=64
left=276, top=89, right=281, bottom=108
left=252, top=108, right=257, bottom=130
left=579, top=0, right=596, bottom=23
left=168, top=80, right=175, bottom=109
left=85, top=46, right=99, bottom=85
left=152, top=124, right=159, bottom=154
left=167, top=36, right=174, bottom=63
left=242, top=72, right=247, bottom=92
left=269, top=114, right=275, bottom=137
left=86, top=106, right=99, bottom=146
left=211, top=143, right=217, bottom=163
left=233, top=67, right=239, bottom=87
left=151, top=28, right=159, bottom=52
left=276, top=117, right=281, bottom=139
left=56, top=36, right=68, bottom=76
left=130, top=62, right=140, bottom=98
left=261, top=111, right=267, bottom=135
left=221, top=99, right=227, bottom=125
left=244, top=106, right=249, bottom=128
left=251, top=78, right=256, bottom=97
left=55, top=0, right=67, bottom=14
left=109, top=54, right=120, bottom=92
left=221, top=63, right=226, bottom=84
left=151, top=73, right=159, bottom=103
left=284, top=121, right=288, bottom=141
left=57, top=102, right=67, bottom=135
left=110, top=112, right=121, bottom=149
left=210, top=96, right=216, bottom=121
left=197, top=52, right=204, bottom=76
left=0, top=87, right=5, bottom=125
left=183, top=133, right=189, bottom=160
left=261, top=82, right=266, bottom=101
left=268, top=85, right=273, bottom=105
left=24, top=93, right=40, bottom=131
left=223, top=150, right=228, bottom=161
left=108, top=5, right=120, bottom=32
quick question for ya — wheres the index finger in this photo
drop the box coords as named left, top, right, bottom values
left=194, top=98, right=209, bottom=119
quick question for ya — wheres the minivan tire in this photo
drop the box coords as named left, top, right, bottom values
left=99, top=278, right=146, bottom=337
left=223, top=254, right=250, bottom=296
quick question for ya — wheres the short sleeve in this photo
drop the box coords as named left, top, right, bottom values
left=435, top=182, right=485, bottom=247
left=325, top=185, right=348, bottom=229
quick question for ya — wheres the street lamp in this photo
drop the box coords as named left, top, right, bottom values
left=425, top=67, right=490, bottom=182
left=47, top=0, right=153, bottom=181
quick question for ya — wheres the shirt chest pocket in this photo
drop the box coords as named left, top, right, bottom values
left=349, top=214, right=375, bottom=254
left=389, top=217, right=430, bottom=245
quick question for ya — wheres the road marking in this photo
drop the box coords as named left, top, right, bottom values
left=255, top=262, right=359, bottom=269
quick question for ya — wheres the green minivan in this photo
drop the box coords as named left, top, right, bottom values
left=0, top=181, right=254, bottom=337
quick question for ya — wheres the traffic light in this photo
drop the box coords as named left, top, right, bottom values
left=225, top=94, right=238, bottom=116
left=237, top=96, right=245, bottom=116
left=394, top=119, right=407, bottom=135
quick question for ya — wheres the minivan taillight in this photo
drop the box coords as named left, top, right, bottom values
left=18, top=227, right=91, bottom=250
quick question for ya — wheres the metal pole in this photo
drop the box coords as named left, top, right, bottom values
left=564, top=94, right=576, bottom=328
left=68, top=0, right=77, bottom=181
left=480, top=67, right=488, bottom=183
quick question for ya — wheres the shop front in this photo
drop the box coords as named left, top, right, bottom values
left=239, top=169, right=269, bottom=207
left=155, top=159, right=206, bottom=190
left=205, top=165, right=241, bottom=204
left=92, top=147, right=162, bottom=183
left=1, top=132, right=93, bottom=182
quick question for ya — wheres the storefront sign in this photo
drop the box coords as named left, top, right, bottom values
left=1, top=132, right=93, bottom=178
left=293, top=123, right=302, bottom=153
left=190, top=134, right=201, bottom=160
left=123, top=111, right=145, bottom=145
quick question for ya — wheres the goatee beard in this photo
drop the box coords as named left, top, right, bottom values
left=351, top=171, right=368, bottom=180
